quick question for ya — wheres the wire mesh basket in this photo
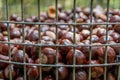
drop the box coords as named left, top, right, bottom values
left=0, top=0, right=120, bottom=80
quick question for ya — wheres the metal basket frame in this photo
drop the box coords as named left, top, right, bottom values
left=0, top=0, right=120, bottom=80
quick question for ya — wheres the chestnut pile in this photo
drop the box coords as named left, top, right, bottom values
left=0, top=5, right=120, bottom=80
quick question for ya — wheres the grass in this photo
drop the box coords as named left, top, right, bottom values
left=0, top=0, right=120, bottom=20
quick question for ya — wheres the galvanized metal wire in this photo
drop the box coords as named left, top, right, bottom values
left=0, top=0, right=120, bottom=80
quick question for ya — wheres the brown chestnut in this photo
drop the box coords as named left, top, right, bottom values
left=40, top=25, right=49, bottom=32
left=97, top=46, right=116, bottom=63
left=65, top=10, right=72, bottom=15
left=62, top=31, right=81, bottom=43
left=40, top=40, right=55, bottom=48
left=96, top=28, right=106, bottom=37
left=41, top=36, right=53, bottom=41
left=27, top=66, right=39, bottom=80
left=108, top=41, right=120, bottom=55
left=118, top=36, right=120, bottom=43
left=78, top=25, right=90, bottom=31
left=42, top=47, right=57, bottom=64
left=43, top=31, right=56, bottom=41
left=12, top=50, right=28, bottom=63
left=59, top=12, right=68, bottom=21
left=75, top=7, right=82, bottom=13
left=23, top=40, right=35, bottom=57
left=81, top=42, right=101, bottom=58
left=92, top=28, right=100, bottom=35
left=75, top=70, right=87, bottom=80
left=40, top=12, right=48, bottom=19
left=56, top=63, right=68, bottom=80
left=80, top=29, right=90, bottom=39
left=35, top=58, right=52, bottom=72
left=89, top=60, right=104, bottom=78
left=58, top=30, right=67, bottom=38
left=24, top=18, right=33, bottom=26
left=59, top=39, right=73, bottom=53
left=96, top=19, right=104, bottom=23
left=43, top=75, right=54, bottom=80
left=27, top=30, right=39, bottom=41
left=81, top=40, right=90, bottom=55
left=69, top=70, right=87, bottom=80
left=45, top=19, right=55, bottom=24
left=66, top=49, right=86, bottom=65
left=34, top=47, right=60, bottom=64
left=83, top=7, right=90, bottom=16
left=47, top=6, right=60, bottom=19
left=110, top=15, right=120, bottom=22
left=110, top=32, right=120, bottom=42
left=113, top=24, right=120, bottom=34
left=99, top=35, right=113, bottom=44
left=0, top=44, right=9, bottom=56
left=87, top=35, right=99, bottom=43
left=75, top=42, right=84, bottom=51
left=0, top=70, right=4, bottom=79
left=10, top=14, right=18, bottom=21
left=16, top=17, right=22, bottom=22
left=10, top=28, right=21, bottom=39
left=49, top=26, right=61, bottom=33
left=69, top=25, right=79, bottom=33
left=58, top=4, right=63, bottom=12
left=91, top=43, right=101, bottom=54
left=31, top=16, right=38, bottom=22
left=108, top=30, right=114, bottom=35
left=96, top=14, right=107, bottom=21
left=12, top=50, right=29, bottom=68
left=58, top=25, right=69, bottom=30
left=76, top=18, right=84, bottom=24
left=16, top=76, right=24, bottom=80
left=0, top=23, right=12, bottom=31
left=2, top=31, right=8, bottom=36
left=107, top=72, right=116, bottom=80
left=79, top=12, right=88, bottom=20
left=0, top=36, right=5, bottom=41
left=4, top=65, right=17, bottom=79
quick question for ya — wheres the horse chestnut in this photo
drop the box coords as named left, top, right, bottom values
left=88, top=60, right=104, bottom=78
left=69, top=70, right=87, bottom=80
left=66, top=49, right=86, bottom=65
left=27, top=66, right=39, bottom=80
left=97, top=46, right=116, bottom=63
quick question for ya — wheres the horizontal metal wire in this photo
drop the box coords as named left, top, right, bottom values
left=0, top=41, right=120, bottom=47
left=0, top=59, right=119, bottom=67
left=0, top=21, right=120, bottom=25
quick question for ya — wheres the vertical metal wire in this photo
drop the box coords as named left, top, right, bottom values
left=55, top=0, right=59, bottom=80
left=117, top=0, right=120, bottom=80
left=73, top=0, right=76, bottom=80
left=5, top=0, right=12, bottom=80
left=117, top=55, right=120, bottom=80
left=21, top=0, right=26, bottom=80
left=118, top=1, right=120, bottom=80
left=37, top=0, right=42, bottom=80
left=88, top=0, right=93, bottom=80
left=104, top=0, right=110, bottom=80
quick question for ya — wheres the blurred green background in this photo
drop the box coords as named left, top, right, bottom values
left=0, top=0, right=120, bottom=20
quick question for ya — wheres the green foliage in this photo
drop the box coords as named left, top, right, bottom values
left=0, top=0, right=120, bottom=19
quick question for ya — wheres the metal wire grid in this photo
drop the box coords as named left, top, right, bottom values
left=0, top=0, right=120, bottom=80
